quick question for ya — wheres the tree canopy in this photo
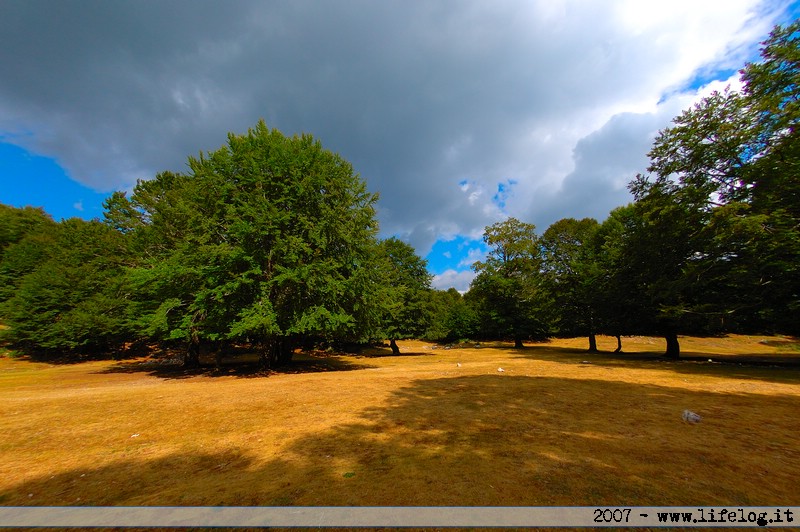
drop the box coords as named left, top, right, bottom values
left=375, top=237, right=432, bottom=354
left=1, top=22, right=798, bottom=361
left=631, top=20, right=800, bottom=345
left=0, top=217, right=131, bottom=351
left=470, top=218, right=551, bottom=347
left=540, top=217, right=600, bottom=350
left=118, top=121, right=381, bottom=366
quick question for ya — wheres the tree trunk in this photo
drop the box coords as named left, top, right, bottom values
left=587, top=332, right=598, bottom=353
left=664, top=332, right=680, bottom=359
left=514, top=337, right=524, bottom=349
left=614, top=335, right=622, bottom=353
left=259, top=339, right=275, bottom=369
left=183, top=334, right=201, bottom=369
left=389, top=338, right=401, bottom=355
left=277, top=337, right=294, bottom=365
left=184, top=312, right=206, bottom=369
left=587, top=312, right=598, bottom=353
left=258, top=350, right=270, bottom=369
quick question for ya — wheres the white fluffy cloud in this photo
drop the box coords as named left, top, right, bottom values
left=0, top=0, right=789, bottom=265
left=432, top=269, right=478, bottom=293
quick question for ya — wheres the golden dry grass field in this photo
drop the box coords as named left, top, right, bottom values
left=1, top=335, right=799, bottom=509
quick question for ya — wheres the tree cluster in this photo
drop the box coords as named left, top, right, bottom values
left=445, top=22, right=800, bottom=356
left=1, top=23, right=797, bottom=362
left=0, top=122, right=431, bottom=365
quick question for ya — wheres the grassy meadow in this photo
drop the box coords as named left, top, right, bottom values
left=1, top=335, right=799, bottom=508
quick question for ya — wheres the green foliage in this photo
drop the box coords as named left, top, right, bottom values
left=589, top=205, right=644, bottom=337
left=0, top=205, right=57, bottom=303
left=5, top=21, right=799, bottom=357
left=374, top=238, right=432, bottom=350
left=103, top=191, right=145, bottom=235
left=633, top=20, right=800, bottom=336
left=0, top=204, right=54, bottom=259
left=612, top=194, right=706, bottom=338
left=540, top=217, right=600, bottom=344
left=470, top=218, right=551, bottom=346
left=0, top=218, right=132, bottom=350
left=742, top=22, right=800, bottom=151
left=424, top=288, right=479, bottom=342
left=120, top=121, right=381, bottom=359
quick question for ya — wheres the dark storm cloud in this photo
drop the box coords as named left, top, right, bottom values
left=0, top=0, right=786, bottom=254
left=533, top=111, right=665, bottom=225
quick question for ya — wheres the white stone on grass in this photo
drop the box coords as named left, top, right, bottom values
left=682, top=410, right=701, bottom=423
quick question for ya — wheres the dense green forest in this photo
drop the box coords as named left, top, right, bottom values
left=1, top=23, right=797, bottom=363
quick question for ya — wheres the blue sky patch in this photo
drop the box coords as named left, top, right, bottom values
left=425, top=235, right=488, bottom=275
left=0, top=142, right=110, bottom=221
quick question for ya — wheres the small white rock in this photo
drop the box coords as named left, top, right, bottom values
left=682, top=410, right=701, bottom=423
left=130, top=433, right=140, bottom=438
left=456, top=363, right=462, bottom=367
left=497, top=367, right=505, bottom=372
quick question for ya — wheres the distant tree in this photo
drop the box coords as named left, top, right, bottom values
left=375, top=238, right=432, bottom=354
left=540, top=217, right=600, bottom=351
left=0, top=218, right=132, bottom=351
left=424, top=288, right=458, bottom=342
left=470, top=218, right=551, bottom=347
left=113, top=121, right=381, bottom=367
left=0, top=205, right=58, bottom=303
left=0, top=204, right=54, bottom=260
left=600, top=195, right=704, bottom=358
left=445, top=291, right=480, bottom=341
left=424, top=287, right=479, bottom=342
left=589, top=205, right=641, bottom=352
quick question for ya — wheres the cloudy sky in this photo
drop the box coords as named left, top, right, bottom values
left=1, top=0, right=798, bottom=291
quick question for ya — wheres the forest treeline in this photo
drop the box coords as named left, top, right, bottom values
left=1, top=22, right=797, bottom=363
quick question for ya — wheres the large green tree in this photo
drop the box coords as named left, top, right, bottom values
left=470, top=218, right=551, bottom=348
left=375, top=237, right=432, bottom=354
left=540, top=217, right=601, bottom=351
left=602, top=194, right=705, bottom=358
left=634, top=20, right=800, bottom=338
left=113, top=121, right=380, bottom=367
left=588, top=205, right=642, bottom=353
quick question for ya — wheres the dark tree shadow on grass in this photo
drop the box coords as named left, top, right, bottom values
left=96, top=350, right=376, bottom=380
left=353, top=345, right=438, bottom=358
left=509, top=343, right=800, bottom=385
left=5, top=375, right=800, bottom=515
left=6, top=344, right=151, bottom=365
